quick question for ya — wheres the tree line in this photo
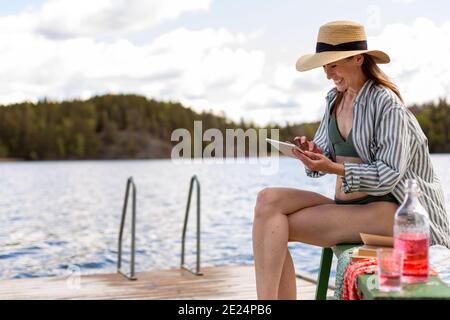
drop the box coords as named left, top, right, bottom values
left=0, top=94, right=448, bottom=160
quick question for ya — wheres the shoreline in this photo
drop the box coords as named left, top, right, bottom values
left=1, top=152, right=450, bottom=163
left=0, top=158, right=24, bottom=162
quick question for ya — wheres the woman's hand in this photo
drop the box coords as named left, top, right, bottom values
left=292, top=149, right=344, bottom=176
left=293, top=136, right=323, bottom=154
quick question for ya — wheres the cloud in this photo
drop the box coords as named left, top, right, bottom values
left=370, top=17, right=450, bottom=105
left=0, top=0, right=212, bottom=40
left=34, top=0, right=212, bottom=39
left=0, top=23, right=266, bottom=112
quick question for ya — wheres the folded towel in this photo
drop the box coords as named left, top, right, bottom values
left=342, top=258, right=377, bottom=300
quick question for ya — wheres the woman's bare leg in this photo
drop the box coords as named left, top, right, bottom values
left=286, top=202, right=398, bottom=247
left=252, top=187, right=334, bottom=299
left=277, top=248, right=296, bottom=300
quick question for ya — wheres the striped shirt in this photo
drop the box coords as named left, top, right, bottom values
left=306, top=79, right=450, bottom=248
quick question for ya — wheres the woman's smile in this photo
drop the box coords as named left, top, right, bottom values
left=334, top=77, right=347, bottom=91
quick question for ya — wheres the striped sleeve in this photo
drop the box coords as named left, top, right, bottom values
left=341, top=106, right=410, bottom=194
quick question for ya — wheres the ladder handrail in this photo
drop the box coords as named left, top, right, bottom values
left=180, top=175, right=202, bottom=275
left=117, top=177, right=137, bottom=280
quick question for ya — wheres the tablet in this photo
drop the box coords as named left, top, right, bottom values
left=265, top=138, right=305, bottom=158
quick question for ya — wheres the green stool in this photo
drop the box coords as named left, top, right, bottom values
left=315, top=244, right=363, bottom=300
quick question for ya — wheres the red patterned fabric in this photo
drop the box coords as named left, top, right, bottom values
left=342, top=258, right=378, bottom=300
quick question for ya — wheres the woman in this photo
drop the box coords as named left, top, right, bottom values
left=252, top=20, right=450, bottom=300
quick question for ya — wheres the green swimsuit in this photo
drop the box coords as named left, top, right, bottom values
left=329, top=110, right=398, bottom=205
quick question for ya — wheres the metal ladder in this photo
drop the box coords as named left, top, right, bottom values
left=117, top=177, right=137, bottom=280
left=116, top=175, right=202, bottom=279
left=180, top=175, right=202, bottom=275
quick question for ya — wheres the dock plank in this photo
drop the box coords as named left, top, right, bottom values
left=0, top=265, right=333, bottom=300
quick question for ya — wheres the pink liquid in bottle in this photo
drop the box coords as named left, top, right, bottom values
left=394, top=232, right=429, bottom=284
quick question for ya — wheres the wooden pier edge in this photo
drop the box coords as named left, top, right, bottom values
left=0, top=264, right=333, bottom=300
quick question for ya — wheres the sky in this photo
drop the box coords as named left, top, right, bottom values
left=0, top=0, right=449, bottom=125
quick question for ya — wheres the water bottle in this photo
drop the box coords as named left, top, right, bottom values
left=393, top=179, right=430, bottom=284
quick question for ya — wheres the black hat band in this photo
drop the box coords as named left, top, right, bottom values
left=316, top=40, right=368, bottom=53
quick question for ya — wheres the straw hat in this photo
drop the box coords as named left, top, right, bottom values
left=296, top=20, right=390, bottom=72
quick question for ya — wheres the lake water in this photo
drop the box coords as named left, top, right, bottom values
left=1, top=155, right=450, bottom=284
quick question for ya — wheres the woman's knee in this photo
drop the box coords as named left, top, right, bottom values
left=254, top=187, right=282, bottom=219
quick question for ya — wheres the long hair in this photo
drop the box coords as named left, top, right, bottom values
left=362, top=54, right=403, bottom=103
left=334, top=54, right=403, bottom=108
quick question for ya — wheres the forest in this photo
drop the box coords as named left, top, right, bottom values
left=0, top=94, right=448, bottom=160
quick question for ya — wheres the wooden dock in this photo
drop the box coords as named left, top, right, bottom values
left=0, top=265, right=333, bottom=300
